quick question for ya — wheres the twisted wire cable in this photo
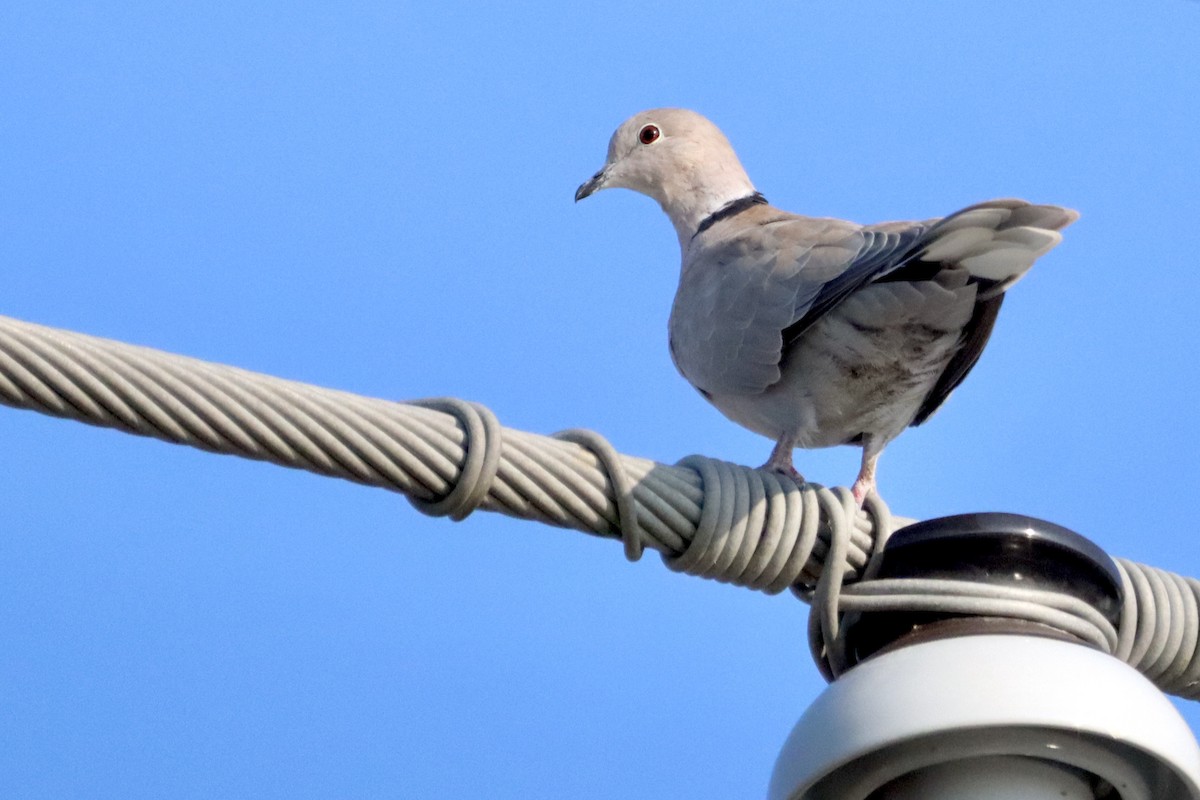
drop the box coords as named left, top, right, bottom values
left=0, top=314, right=878, bottom=589
left=811, top=551, right=1200, bottom=700
left=3, top=313, right=1199, bottom=700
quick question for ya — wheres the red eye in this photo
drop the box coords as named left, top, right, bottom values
left=638, top=124, right=661, bottom=145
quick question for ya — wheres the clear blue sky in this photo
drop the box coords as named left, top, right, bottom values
left=2, top=2, right=1199, bottom=797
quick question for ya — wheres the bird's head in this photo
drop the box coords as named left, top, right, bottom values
left=575, top=108, right=757, bottom=244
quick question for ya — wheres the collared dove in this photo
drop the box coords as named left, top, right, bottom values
left=575, top=108, right=1078, bottom=503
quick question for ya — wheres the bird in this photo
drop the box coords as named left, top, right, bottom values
left=575, top=108, right=1077, bottom=503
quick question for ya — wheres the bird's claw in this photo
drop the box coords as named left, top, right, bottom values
left=760, top=461, right=805, bottom=485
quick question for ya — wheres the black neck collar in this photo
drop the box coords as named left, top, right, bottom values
left=693, top=192, right=768, bottom=238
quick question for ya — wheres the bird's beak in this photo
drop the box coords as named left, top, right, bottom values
left=574, top=168, right=608, bottom=202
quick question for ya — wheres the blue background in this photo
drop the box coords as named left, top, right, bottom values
left=2, top=2, right=1199, bottom=797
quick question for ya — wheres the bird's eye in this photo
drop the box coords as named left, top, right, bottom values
left=638, top=124, right=661, bottom=145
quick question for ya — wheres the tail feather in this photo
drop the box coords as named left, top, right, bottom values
left=921, top=199, right=1078, bottom=285
left=1003, top=204, right=1079, bottom=232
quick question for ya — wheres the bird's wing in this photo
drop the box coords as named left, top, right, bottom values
left=903, top=199, right=1078, bottom=424
left=668, top=212, right=929, bottom=396
left=910, top=292, right=1004, bottom=425
left=669, top=199, right=1078, bottom=402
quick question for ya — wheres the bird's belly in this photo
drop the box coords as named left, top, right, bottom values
left=706, top=288, right=969, bottom=449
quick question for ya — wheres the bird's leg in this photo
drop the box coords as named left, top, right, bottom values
left=761, top=434, right=804, bottom=483
left=851, top=437, right=881, bottom=506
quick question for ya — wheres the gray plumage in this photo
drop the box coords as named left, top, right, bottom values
left=575, top=108, right=1077, bottom=502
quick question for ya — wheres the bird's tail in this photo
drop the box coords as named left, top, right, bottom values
left=921, top=199, right=1079, bottom=298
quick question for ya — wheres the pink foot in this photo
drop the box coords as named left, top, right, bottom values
left=761, top=461, right=805, bottom=483
left=850, top=477, right=874, bottom=507
left=762, top=436, right=804, bottom=483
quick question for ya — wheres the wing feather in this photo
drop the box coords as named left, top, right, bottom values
left=669, top=216, right=928, bottom=395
